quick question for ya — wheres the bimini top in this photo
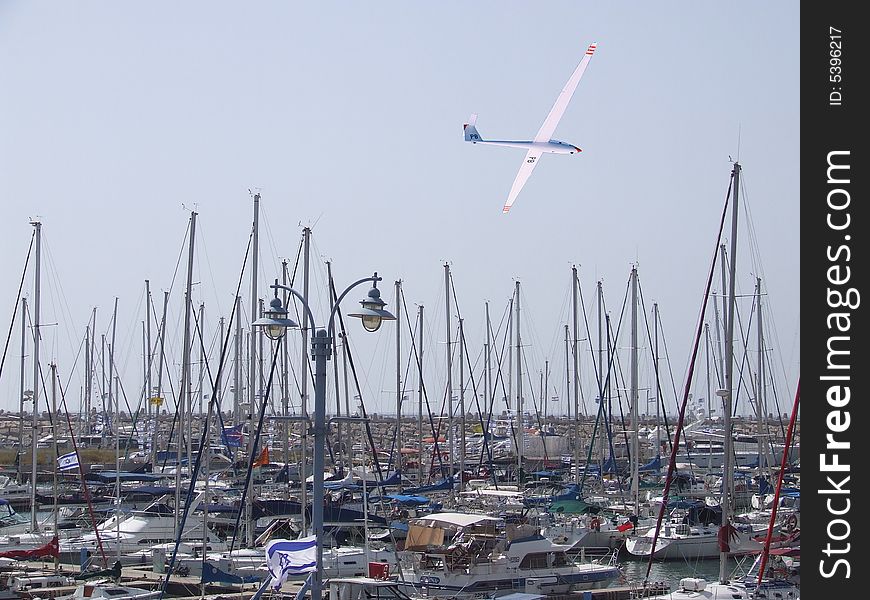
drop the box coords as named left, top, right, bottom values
left=415, top=512, right=501, bottom=528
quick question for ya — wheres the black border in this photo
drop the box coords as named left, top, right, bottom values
left=801, top=4, right=867, bottom=596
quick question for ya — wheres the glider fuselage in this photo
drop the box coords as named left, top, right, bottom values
left=467, top=139, right=581, bottom=154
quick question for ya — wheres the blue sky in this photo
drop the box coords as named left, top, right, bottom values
left=0, top=2, right=799, bottom=420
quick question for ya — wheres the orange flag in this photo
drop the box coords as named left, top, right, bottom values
left=252, top=446, right=270, bottom=467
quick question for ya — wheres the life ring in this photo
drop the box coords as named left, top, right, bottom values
left=588, top=517, right=602, bottom=531
left=783, top=514, right=798, bottom=532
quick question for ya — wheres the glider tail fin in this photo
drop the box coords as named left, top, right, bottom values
left=463, top=113, right=482, bottom=142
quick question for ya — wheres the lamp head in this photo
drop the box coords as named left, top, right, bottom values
left=348, top=284, right=395, bottom=332
left=253, top=296, right=298, bottom=340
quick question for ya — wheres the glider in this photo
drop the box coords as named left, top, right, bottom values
left=464, top=42, right=597, bottom=213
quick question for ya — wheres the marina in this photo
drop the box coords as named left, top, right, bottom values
left=1, top=4, right=800, bottom=600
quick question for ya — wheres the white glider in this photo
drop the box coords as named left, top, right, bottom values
left=464, top=42, right=597, bottom=213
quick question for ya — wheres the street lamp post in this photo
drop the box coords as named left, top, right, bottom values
left=254, top=273, right=394, bottom=600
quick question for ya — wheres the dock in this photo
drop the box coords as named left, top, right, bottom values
left=6, top=559, right=668, bottom=599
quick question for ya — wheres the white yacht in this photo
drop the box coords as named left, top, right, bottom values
left=61, top=493, right=227, bottom=560
left=399, top=512, right=621, bottom=597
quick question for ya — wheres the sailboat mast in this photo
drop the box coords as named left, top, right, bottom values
left=417, top=305, right=424, bottom=483
left=282, top=261, right=291, bottom=481
left=719, top=161, right=740, bottom=583
left=564, top=324, right=571, bottom=469
left=198, top=303, right=205, bottom=416
left=630, top=267, right=640, bottom=516
left=154, top=292, right=168, bottom=469
left=18, top=298, right=27, bottom=485
left=543, top=361, right=548, bottom=424
left=485, top=302, right=492, bottom=448
left=515, top=281, right=522, bottom=484
left=572, top=266, right=581, bottom=483
left=51, top=363, right=58, bottom=535
left=654, top=304, right=662, bottom=457
left=395, top=280, right=402, bottom=461
left=83, top=313, right=90, bottom=438
left=705, top=323, right=713, bottom=471
left=29, top=220, right=41, bottom=532
left=233, top=296, right=241, bottom=427
left=109, top=298, right=119, bottom=535
left=299, top=226, right=311, bottom=534
left=245, top=195, right=260, bottom=547
left=177, top=210, right=197, bottom=538
left=756, top=278, right=768, bottom=470
left=596, top=281, right=605, bottom=471
left=459, top=317, right=466, bottom=491
left=146, top=280, right=152, bottom=429
left=444, top=263, right=453, bottom=484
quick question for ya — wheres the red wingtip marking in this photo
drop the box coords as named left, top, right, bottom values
left=573, top=146, right=582, bottom=153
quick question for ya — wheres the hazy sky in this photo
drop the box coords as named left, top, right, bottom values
left=0, top=2, right=799, bottom=421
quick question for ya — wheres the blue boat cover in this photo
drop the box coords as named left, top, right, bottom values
left=201, top=563, right=261, bottom=584
left=638, top=455, right=662, bottom=472
left=402, top=477, right=454, bottom=495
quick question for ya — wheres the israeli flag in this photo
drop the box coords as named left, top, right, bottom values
left=265, top=536, right=317, bottom=590
left=57, top=451, right=80, bottom=472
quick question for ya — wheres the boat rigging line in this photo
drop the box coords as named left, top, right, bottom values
left=0, top=229, right=33, bottom=381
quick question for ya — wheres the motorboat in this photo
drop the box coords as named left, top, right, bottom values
left=398, top=512, right=621, bottom=597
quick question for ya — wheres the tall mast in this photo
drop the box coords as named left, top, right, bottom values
left=630, top=266, right=640, bottom=516
left=484, top=302, right=492, bottom=449
left=458, top=317, right=466, bottom=492
left=756, top=278, right=768, bottom=470
left=572, top=266, right=581, bottom=483
left=340, top=334, right=351, bottom=473
left=283, top=261, right=292, bottom=481
left=654, top=303, right=662, bottom=458
left=114, top=369, right=120, bottom=561
left=395, top=280, right=403, bottom=461
left=107, top=296, right=121, bottom=437
left=596, top=281, right=605, bottom=471
left=705, top=323, right=713, bottom=470
left=507, top=295, right=513, bottom=424
left=83, top=310, right=91, bottom=437
left=145, top=281, right=152, bottom=431
left=177, top=210, right=197, bottom=538
left=51, top=363, right=58, bottom=535
left=198, top=303, right=205, bottom=415
left=719, top=162, right=740, bottom=583
left=246, top=194, right=260, bottom=547
left=416, top=305, right=424, bottom=483
left=29, top=220, right=41, bottom=532
left=101, top=335, right=106, bottom=445
left=233, top=296, right=241, bottom=427
left=141, top=322, right=147, bottom=445
left=514, top=281, right=522, bottom=484
left=564, top=324, right=571, bottom=469
left=299, top=226, right=311, bottom=532
left=18, top=298, right=27, bottom=485
left=444, top=263, right=453, bottom=484
left=154, top=292, right=168, bottom=469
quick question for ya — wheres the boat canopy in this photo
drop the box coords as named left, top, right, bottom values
left=415, top=512, right=501, bottom=528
